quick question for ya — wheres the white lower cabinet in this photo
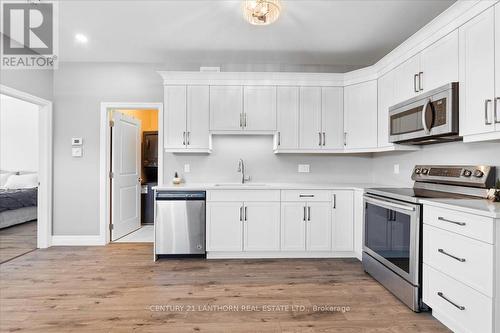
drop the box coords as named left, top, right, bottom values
left=206, top=202, right=243, bottom=251
left=243, top=202, right=280, bottom=251
left=281, top=202, right=306, bottom=251
left=332, top=190, right=354, bottom=252
left=423, top=204, right=498, bottom=333
left=305, top=202, right=332, bottom=251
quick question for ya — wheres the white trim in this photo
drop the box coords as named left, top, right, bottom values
left=51, top=235, right=103, bottom=246
left=0, top=85, right=53, bottom=249
left=463, top=132, right=500, bottom=143
left=206, top=251, right=359, bottom=259
left=99, top=102, right=164, bottom=245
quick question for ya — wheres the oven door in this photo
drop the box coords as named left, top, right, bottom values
left=363, top=194, right=421, bottom=285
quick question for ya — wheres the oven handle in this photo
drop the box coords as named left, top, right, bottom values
left=364, top=194, right=416, bottom=212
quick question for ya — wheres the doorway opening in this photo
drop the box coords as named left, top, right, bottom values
left=0, top=86, right=53, bottom=262
left=99, top=103, right=163, bottom=245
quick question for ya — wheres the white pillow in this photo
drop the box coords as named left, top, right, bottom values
left=0, top=172, right=13, bottom=187
left=4, top=173, right=38, bottom=189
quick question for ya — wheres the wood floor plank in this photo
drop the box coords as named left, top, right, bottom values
left=0, top=221, right=37, bottom=263
left=0, top=243, right=450, bottom=332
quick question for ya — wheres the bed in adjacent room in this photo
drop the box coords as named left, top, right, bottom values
left=0, top=172, right=38, bottom=229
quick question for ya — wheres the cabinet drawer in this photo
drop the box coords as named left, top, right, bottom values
left=423, top=205, right=494, bottom=244
left=281, top=190, right=332, bottom=202
left=423, top=264, right=492, bottom=333
left=207, top=190, right=280, bottom=202
left=423, top=225, right=493, bottom=297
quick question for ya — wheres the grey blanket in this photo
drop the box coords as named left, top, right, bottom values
left=0, top=188, right=37, bottom=213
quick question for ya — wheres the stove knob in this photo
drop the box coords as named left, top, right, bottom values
left=473, top=169, right=484, bottom=178
left=462, top=169, right=472, bottom=177
left=421, top=168, right=429, bottom=175
left=415, top=168, right=421, bottom=175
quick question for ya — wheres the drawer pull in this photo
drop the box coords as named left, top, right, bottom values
left=438, top=248, right=466, bottom=262
left=438, top=216, right=466, bottom=226
left=299, top=194, right=315, bottom=198
left=437, top=292, right=465, bottom=311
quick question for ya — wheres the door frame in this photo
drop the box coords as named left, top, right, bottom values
left=99, top=102, right=163, bottom=245
left=0, top=84, right=53, bottom=248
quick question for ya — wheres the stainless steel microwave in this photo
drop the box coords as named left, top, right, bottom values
left=389, top=82, right=460, bottom=145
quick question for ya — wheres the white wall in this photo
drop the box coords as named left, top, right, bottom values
left=372, top=141, right=500, bottom=186
left=0, top=69, right=54, bottom=101
left=0, top=94, right=39, bottom=172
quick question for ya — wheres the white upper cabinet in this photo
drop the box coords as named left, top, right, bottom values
left=299, top=87, right=323, bottom=149
left=377, top=70, right=396, bottom=148
left=495, top=3, right=500, bottom=131
left=459, top=7, right=497, bottom=137
left=344, top=80, right=378, bottom=149
left=394, top=54, right=421, bottom=103
left=276, top=86, right=299, bottom=149
left=321, top=87, right=344, bottom=149
left=243, top=86, right=277, bottom=131
left=209, top=85, right=243, bottom=131
left=186, top=85, right=210, bottom=149
left=164, top=85, right=187, bottom=149
left=420, top=30, right=459, bottom=92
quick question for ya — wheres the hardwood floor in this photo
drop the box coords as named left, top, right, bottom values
left=0, top=221, right=37, bottom=264
left=0, top=243, right=450, bottom=332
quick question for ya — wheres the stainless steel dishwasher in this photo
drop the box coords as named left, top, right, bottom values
left=154, top=191, right=206, bottom=259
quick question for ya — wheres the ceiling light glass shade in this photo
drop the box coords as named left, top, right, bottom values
left=243, top=0, right=281, bottom=26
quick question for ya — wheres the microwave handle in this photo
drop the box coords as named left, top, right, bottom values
left=421, top=98, right=431, bottom=134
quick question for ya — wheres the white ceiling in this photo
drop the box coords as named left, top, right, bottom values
left=58, top=0, right=455, bottom=70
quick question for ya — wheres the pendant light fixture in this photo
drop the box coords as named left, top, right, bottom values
left=243, top=0, right=281, bottom=26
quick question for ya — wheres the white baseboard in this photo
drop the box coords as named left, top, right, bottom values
left=207, top=251, right=360, bottom=259
left=51, top=235, right=105, bottom=246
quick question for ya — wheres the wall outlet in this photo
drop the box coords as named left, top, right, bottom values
left=394, top=164, right=400, bottom=174
left=298, top=164, right=310, bottom=173
left=184, top=164, right=190, bottom=173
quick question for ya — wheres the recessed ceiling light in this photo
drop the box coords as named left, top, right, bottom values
left=75, top=33, right=88, bottom=44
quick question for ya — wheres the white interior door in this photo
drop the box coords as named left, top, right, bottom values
left=111, top=112, right=141, bottom=241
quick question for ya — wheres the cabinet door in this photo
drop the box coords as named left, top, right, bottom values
left=306, top=202, right=332, bottom=251
left=281, top=202, right=306, bottom=251
left=187, top=85, right=209, bottom=149
left=206, top=202, right=243, bottom=251
left=243, top=202, right=280, bottom=251
left=332, top=190, right=354, bottom=252
left=343, top=80, right=378, bottom=149
left=299, top=87, right=322, bottom=149
left=459, top=7, right=495, bottom=136
left=244, top=86, right=276, bottom=131
left=276, top=86, right=299, bottom=149
left=420, top=30, right=459, bottom=92
left=209, top=86, right=243, bottom=131
left=164, top=85, right=186, bottom=149
left=495, top=3, right=500, bottom=131
left=377, top=70, right=395, bottom=148
left=321, top=87, right=344, bottom=149
left=394, top=54, right=420, bottom=103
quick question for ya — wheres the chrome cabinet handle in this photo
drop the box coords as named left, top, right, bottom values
left=485, top=99, right=492, bottom=125
left=277, top=132, right=281, bottom=146
left=182, top=131, right=186, bottom=145
left=495, top=97, right=500, bottom=124
left=303, top=206, right=306, bottom=221
left=186, top=132, right=190, bottom=145
left=239, top=206, right=243, bottom=221
left=437, top=292, right=465, bottom=311
left=239, top=113, right=243, bottom=128
left=318, top=132, right=322, bottom=146
left=244, top=113, right=247, bottom=128
left=343, top=132, right=347, bottom=146
left=299, top=194, right=315, bottom=198
left=244, top=206, right=247, bottom=221
left=333, top=194, right=336, bottom=209
left=438, top=248, right=466, bottom=262
left=418, top=71, right=423, bottom=91
left=438, top=216, right=466, bottom=226
left=307, top=206, right=311, bottom=221
left=322, top=132, right=326, bottom=146
left=414, top=73, right=419, bottom=93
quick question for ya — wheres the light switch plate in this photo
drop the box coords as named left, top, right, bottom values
left=184, top=164, right=190, bottom=173
left=394, top=164, right=400, bottom=174
left=71, top=137, right=83, bottom=146
left=298, top=164, right=310, bottom=173
left=72, top=147, right=83, bottom=157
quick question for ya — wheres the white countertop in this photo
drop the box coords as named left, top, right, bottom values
left=420, top=198, right=500, bottom=219
left=153, top=182, right=389, bottom=191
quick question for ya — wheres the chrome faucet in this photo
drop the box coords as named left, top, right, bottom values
left=237, top=158, right=251, bottom=184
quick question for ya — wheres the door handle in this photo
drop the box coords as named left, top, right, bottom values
left=318, top=132, right=322, bottom=146
left=182, top=131, right=186, bottom=145
left=418, top=71, right=423, bottom=91
left=322, top=132, right=326, bottom=146
left=438, top=248, right=466, bottom=262
left=485, top=99, right=492, bottom=125
left=437, top=292, right=465, bottom=311
left=495, top=97, right=500, bottom=124
left=413, top=73, right=419, bottom=93
left=307, top=206, right=311, bottom=221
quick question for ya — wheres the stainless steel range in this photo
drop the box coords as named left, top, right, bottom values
left=363, top=165, right=496, bottom=312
